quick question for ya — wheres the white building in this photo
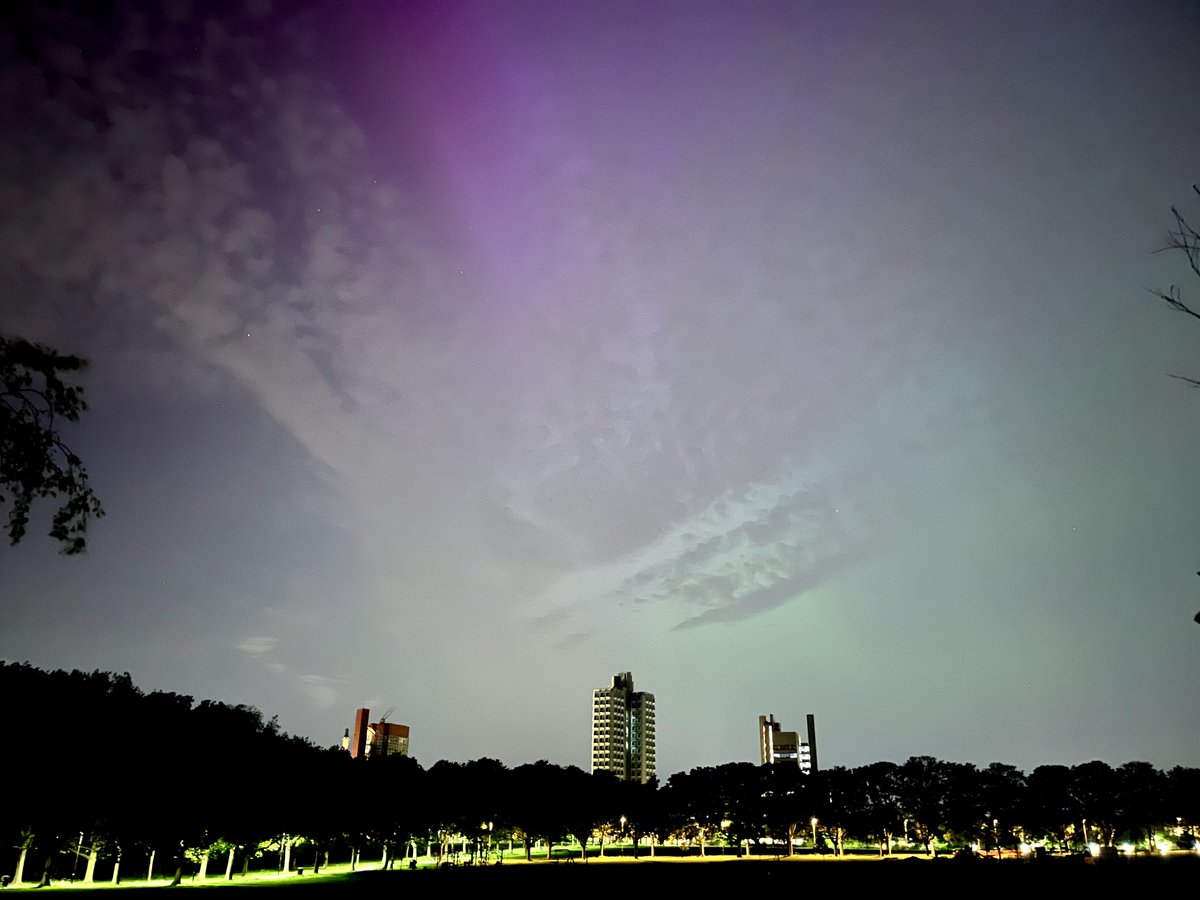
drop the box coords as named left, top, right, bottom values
left=759, top=713, right=816, bottom=774
left=591, top=672, right=656, bottom=783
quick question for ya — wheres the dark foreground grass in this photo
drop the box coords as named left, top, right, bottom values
left=9, top=855, right=1198, bottom=895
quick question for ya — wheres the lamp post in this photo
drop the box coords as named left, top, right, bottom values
left=480, top=822, right=493, bottom=864
left=811, top=817, right=818, bottom=850
left=73, top=832, right=83, bottom=880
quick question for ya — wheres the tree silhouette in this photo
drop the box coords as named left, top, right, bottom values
left=1, top=336, right=104, bottom=553
left=853, top=761, right=903, bottom=855
left=5, top=661, right=1200, bottom=873
left=1148, top=189, right=1200, bottom=624
left=1151, top=185, right=1200, bottom=384
left=1026, top=764, right=1079, bottom=851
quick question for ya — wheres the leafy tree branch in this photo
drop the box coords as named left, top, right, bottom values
left=1, top=336, right=104, bottom=553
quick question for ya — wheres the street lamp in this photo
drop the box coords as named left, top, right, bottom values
left=480, top=822, right=493, bottom=863
left=73, top=832, right=83, bottom=880
left=811, top=817, right=818, bottom=849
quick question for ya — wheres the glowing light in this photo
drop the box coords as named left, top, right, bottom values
left=1018, top=843, right=1032, bottom=856
left=1087, top=843, right=1100, bottom=856
left=1120, top=843, right=1133, bottom=855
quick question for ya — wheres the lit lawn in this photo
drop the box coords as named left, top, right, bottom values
left=5, top=852, right=1198, bottom=895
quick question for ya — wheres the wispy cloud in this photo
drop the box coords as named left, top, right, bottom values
left=517, top=462, right=881, bottom=633
left=236, top=635, right=279, bottom=656
left=1, top=1, right=935, bottom=636
left=298, top=673, right=343, bottom=710
left=237, top=635, right=343, bottom=710
left=554, top=630, right=592, bottom=650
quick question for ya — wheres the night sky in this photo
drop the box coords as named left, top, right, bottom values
left=2, top=0, right=1199, bottom=776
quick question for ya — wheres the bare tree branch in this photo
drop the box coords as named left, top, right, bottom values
left=1150, top=186, right=1200, bottom=390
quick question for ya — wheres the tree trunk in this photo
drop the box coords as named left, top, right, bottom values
left=524, top=838, right=532, bottom=862
left=112, top=848, right=122, bottom=885
left=283, top=838, right=292, bottom=873
left=147, top=849, right=156, bottom=882
left=37, top=855, right=52, bottom=888
left=168, top=844, right=184, bottom=888
left=14, top=843, right=28, bottom=884
left=649, top=836, right=655, bottom=858
left=85, top=844, right=99, bottom=883
left=546, top=837, right=553, bottom=860
left=349, top=848, right=356, bottom=872
left=700, top=832, right=706, bottom=857
left=198, top=850, right=209, bottom=881
left=225, top=847, right=235, bottom=881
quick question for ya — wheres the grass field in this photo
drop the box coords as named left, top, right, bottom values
left=5, top=852, right=1198, bottom=894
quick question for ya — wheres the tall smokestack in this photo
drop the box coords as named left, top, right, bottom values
left=806, top=713, right=818, bottom=774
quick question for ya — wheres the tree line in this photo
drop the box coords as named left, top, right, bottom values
left=2, top=663, right=1197, bottom=885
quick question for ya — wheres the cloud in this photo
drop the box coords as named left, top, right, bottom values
left=237, top=636, right=341, bottom=710
left=670, top=542, right=873, bottom=630
left=236, top=635, right=279, bottom=656
left=2, top=1, right=970, bottom=643
left=516, top=460, right=882, bottom=634
left=0, top=6, right=471, bottom=539
left=631, top=475, right=879, bottom=628
left=298, top=673, right=342, bottom=710
left=554, top=630, right=592, bottom=650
